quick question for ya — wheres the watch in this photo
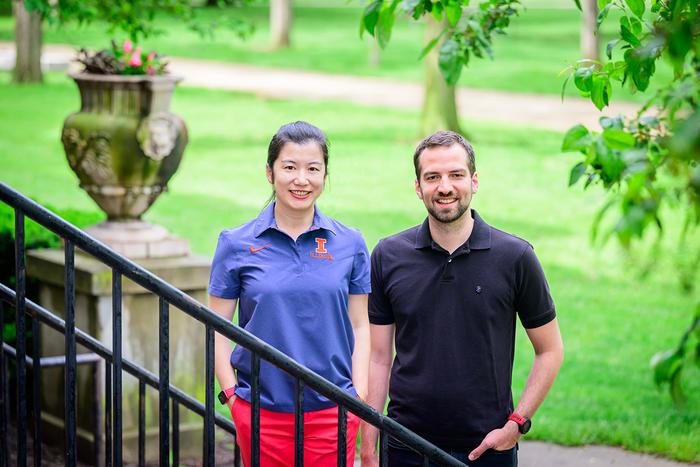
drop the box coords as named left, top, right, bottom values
left=507, top=412, right=532, bottom=434
left=218, top=386, right=236, bottom=405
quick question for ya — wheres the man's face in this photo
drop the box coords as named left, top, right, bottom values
left=415, top=144, right=478, bottom=224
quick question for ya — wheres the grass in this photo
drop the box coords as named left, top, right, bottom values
left=0, top=0, right=673, bottom=103
left=1, top=73, right=699, bottom=462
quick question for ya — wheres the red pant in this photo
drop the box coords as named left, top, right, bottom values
left=231, top=397, right=360, bottom=467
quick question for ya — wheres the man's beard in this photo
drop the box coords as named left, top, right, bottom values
left=426, top=196, right=471, bottom=224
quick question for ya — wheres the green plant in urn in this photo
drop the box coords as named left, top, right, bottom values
left=62, top=40, right=189, bottom=258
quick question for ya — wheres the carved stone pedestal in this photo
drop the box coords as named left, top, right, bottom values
left=27, top=248, right=215, bottom=464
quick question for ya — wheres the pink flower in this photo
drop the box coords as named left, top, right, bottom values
left=146, top=65, right=155, bottom=76
left=129, top=49, right=142, bottom=67
left=147, top=52, right=155, bottom=62
left=123, top=40, right=133, bottom=53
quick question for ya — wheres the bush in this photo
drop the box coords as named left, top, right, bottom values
left=0, top=0, right=11, bottom=16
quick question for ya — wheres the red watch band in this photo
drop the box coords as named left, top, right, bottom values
left=223, top=386, right=236, bottom=399
left=508, top=412, right=526, bottom=425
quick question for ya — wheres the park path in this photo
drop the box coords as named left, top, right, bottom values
left=0, top=42, right=639, bottom=132
left=2, top=41, right=696, bottom=467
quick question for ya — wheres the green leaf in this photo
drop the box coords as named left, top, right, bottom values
left=445, top=2, right=462, bottom=27
left=606, top=39, right=620, bottom=59
left=573, top=0, right=582, bottom=11
left=600, top=115, right=624, bottom=129
left=562, top=124, right=592, bottom=152
left=362, top=0, right=382, bottom=36
left=569, top=162, right=587, bottom=186
left=597, top=0, right=612, bottom=8
left=597, top=3, right=612, bottom=30
left=620, top=17, right=641, bottom=46
left=419, top=30, right=446, bottom=60
left=438, top=38, right=463, bottom=86
left=376, top=6, right=396, bottom=49
left=591, top=74, right=612, bottom=110
left=574, top=66, right=594, bottom=93
left=624, top=0, right=645, bottom=18
left=561, top=73, right=571, bottom=102
left=431, top=1, right=444, bottom=21
left=650, top=349, right=682, bottom=387
left=670, top=368, right=687, bottom=404
left=602, top=128, right=636, bottom=149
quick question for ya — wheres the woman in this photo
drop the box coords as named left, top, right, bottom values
left=208, top=121, right=370, bottom=466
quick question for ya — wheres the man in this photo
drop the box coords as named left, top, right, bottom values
left=360, top=131, right=563, bottom=467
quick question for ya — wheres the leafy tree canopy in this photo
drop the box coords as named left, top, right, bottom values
left=361, top=0, right=521, bottom=85
left=24, top=0, right=253, bottom=41
left=560, top=0, right=699, bottom=403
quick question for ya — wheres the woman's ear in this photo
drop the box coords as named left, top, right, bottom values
left=266, top=164, right=273, bottom=184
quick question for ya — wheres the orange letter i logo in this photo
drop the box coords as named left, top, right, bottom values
left=314, top=238, right=327, bottom=254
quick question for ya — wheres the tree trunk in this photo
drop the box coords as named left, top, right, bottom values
left=270, top=0, right=292, bottom=49
left=13, top=0, right=42, bottom=83
left=581, top=0, right=599, bottom=61
left=420, top=16, right=461, bottom=137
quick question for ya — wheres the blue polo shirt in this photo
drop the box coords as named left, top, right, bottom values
left=208, top=203, right=371, bottom=412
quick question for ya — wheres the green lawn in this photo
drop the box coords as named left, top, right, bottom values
left=1, top=73, right=699, bottom=461
left=0, top=0, right=672, bottom=102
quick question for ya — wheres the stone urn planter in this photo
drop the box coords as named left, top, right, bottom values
left=61, top=72, right=190, bottom=257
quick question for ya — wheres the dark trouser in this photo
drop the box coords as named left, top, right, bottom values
left=388, top=439, right=518, bottom=467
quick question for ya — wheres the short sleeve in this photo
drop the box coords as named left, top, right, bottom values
left=208, top=231, right=241, bottom=299
left=368, top=241, right=395, bottom=325
left=514, top=245, right=556, bottom=329
left=349, top=232, right=371, bottom=295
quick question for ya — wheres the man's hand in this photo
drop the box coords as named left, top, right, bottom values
left=468, top=421, right=520, bottom=461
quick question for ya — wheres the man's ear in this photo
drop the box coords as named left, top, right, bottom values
left=471, top=171, right=479, bottom=194
left=415, top=179, right=423, bottom=199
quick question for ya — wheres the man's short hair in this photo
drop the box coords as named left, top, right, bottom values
left=413, top=131, right=476, bottom=179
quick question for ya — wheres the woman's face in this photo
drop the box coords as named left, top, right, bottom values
left=267, top=141, right=326, bottom=214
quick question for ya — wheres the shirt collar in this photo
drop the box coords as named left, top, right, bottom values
left=414, top=209, right=492, bottom=250
left=253, top=202, right=336, bottom=238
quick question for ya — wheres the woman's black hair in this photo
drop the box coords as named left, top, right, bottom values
left=267, top=121, right=329, bottom=176
left=265, top=121, right=330, bottom=206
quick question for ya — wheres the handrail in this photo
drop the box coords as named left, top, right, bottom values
left=0, top=181, right=465, bottom=466
left=0, top=283, right=237, bottom=434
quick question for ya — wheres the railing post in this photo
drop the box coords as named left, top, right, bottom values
left=172, top=399, right=180, bottom=467
left=251, top=353, right=261, bottom=467
left=337, top=405, right=347, bottom=467
left=15, top=209, right=27, bottom=467
left=380, top=429, right=388, bottom=467
left=139, top=379, right=146, bottom=467
left=0, top=301, right=8, bottom=467
left=294, top=379, right=304, bottom=467
left=204, top=325, right=215, bottom=466
left=64, top=240, right=77, bottom=466
left=92, top=362, right=102, bottom=467
left=32, top=316, right=42, bottom=467
left=159, top=298, right=170, bottom=467
left=105, top=361, right=112, bottom=467
left=112, top=270, right=123, bottom=466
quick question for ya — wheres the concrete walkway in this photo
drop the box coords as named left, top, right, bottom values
left=2, top=42, right=696, bottom=467
left=0, top=42, right=638, bottom=132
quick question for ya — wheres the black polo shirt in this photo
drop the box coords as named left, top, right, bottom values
left=369, top=210, right=555, bottom=450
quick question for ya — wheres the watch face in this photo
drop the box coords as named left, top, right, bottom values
left=521, top=418, right=532, bottom=434
left=217, top=391, right=227, bottom=405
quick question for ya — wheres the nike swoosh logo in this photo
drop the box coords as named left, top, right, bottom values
left=249, top=244, right=270, bottom=253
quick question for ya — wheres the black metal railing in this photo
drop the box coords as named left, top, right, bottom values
left=0, top=181, right=466, bottom=467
